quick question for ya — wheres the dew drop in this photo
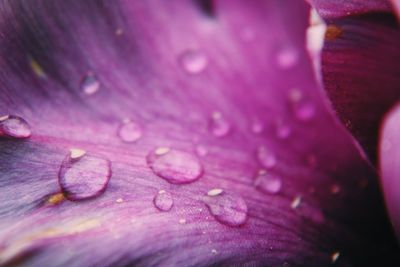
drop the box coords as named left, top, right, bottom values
left=147, top=148, right=203, bottom=184
left=256, top=146, right=277, bottom=169
left=58, top=149, right=112, bottom=200
left=276, top=122, right=291, bottom=140
left=293, top=102, right=316, bottom=121
left=179, top=218, right=187, bottom=224
left=254, top=170, right=282, bottom=194
left=0, top=115, right=31, bottom=139
left=117, top=119, right=142, bottom=143
left=180, top=50, right=208, bottom=74
left=81, top=73, right=100, bottom=95
left=153, top=190, right=173, bottom=211
left=211, top=249, right=218, bottom=255
left=210, top=111, right=231, bottom=137
left=251, top=121, right=264, bottom=134
left=116, top=198, right=124, bottom=203
left=207, top=188, right=223, bottom=196
left=276, top=46, right=298, bottom=69
left=203, top=191, right=248, bottom=227
left=196, top=145, right=208, bottom=157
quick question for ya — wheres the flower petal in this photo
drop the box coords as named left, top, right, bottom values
left=0, top=0, right=398, bottom=266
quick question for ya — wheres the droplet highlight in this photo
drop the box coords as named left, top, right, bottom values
left=58, top=149, right=112, bottom=200
left=147, top=148, right=203, bottom=184
left=210, top=111, right=230, bottom=137
left=203, top=191, right=248, bottom=227
left=276, top=46, right=298, bottom=69
left=81, top=73, right=100, bottom=95
left=291, top=196, right=302, bottom=209
left=257, top=146, right=277, bottom=169
left=254, top=170, right=282, bottom=194
left=117, top=119, right=142, bottom=143
left=0, top=115, right=31, bottom=139
left=180, top=50, right=208, bottom=74
left=153, top=190, right=173, bottom=211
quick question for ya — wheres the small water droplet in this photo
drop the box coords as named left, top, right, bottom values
left=210, top=111, right=231, bottom=137
left=58, top=149, right=112, bottom=200
left=115, top=28, right=124, bottom=36
left=291, top=196, right=302, bottom=209
left=153, top=190, right=173, bottom=211
left=251, top=122, right=264, bottom=134
left=0, top=115, right=31, bottom=139
left=180, top=50, right=208, bottom=74
left=207, top=188, right=223, bottom=196
left=293, top=102, right=316, bottom=121
left=257, top=146, right=277, bottom=169
left=81, top=73, right=100, bottom=95
left=70, top=148, right=86, bottom=159
left=203, top=191, right=247, bottom=227
left=276, top=122, right=291, bottom=140
left=147, top=148, right=203, bottom=184
left=330, top=184, right=341, bottom=194
left=117, top=119, right=142, bottom=143
left=276, top=46, right=298, bottom=69
left=254, top=170, right=282, bottom=194
left=196, top=145, right=208, bottom=157
left=116, top=198, right=124, bottom=203
left=211, top=249, right=218, bottom=255
left=331, top=251, right=340, bottom=263
left=179, top=218, right=187, bottom=224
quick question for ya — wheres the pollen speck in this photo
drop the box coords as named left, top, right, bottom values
left=47, top=193, right=65, bottom=205
left=325, top=24, right=343, bottom=41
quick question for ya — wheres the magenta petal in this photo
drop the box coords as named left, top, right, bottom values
left=321, top=13, right=400, bottom=161
left=308, top=0, right=393, bottom=19
left=0, top=1, right=398, bottom=266
left=392, top=0, right=400, bottom=16
left=380, top=104, right=400, bottom=241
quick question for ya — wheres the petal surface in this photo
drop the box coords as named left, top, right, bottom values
left=0, top=1, right=398, bottom=266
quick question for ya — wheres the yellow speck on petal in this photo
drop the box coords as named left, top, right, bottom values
left=291, top=196, right=302, bottom=209
left=47, top=193, right=65, bottom=205
left=0, top=115, right=9, bottom=122
left=207, top=188, right=223, bottom=196
left=70, top=148, right=86, bottom=159
left=155, top=147, right=170, bottom=156
left=29, top=58, right=46, bottom=78
left=331, top=251, right=340, bottom=263
left=325, top=24, right=343, bottom=41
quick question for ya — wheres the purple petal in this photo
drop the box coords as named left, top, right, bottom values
left=321, top=13, right=400, bottom=161
left=0, top=1, right=398, bottom=266
left=380, top=103, right=400, bottom=241
left=308, top=0, right=392, bottom=19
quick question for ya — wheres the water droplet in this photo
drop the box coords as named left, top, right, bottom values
left=81, top=73, right=100, bottom=95
left=251, top=122, right=264, bottom=134
left=196, top=145, right=208, bottom=157
left=116, top=198, right=124, bottom=203
left=207, top=188, right=223, bottom=196
left=276, top=46, right=298, bottom=69
left=117, top=119, right=142, bottom=143
left=293, top=102, right=316, bottom=121
left=276, top=122, right=291, bottom=140
left=70, top=148, right=86, bottom=159
left=210, top=111, right=230, bottom=137
left=291, top=196, right=302, bottom=209
left=179, top=218, right=187, bottom=224
left=0, top=115, right=31, bottom=139
left=330, top=184, right=341, bottom=194
left=257, top=146, right=277, bottom=169
left=331, top=251, right=340, bottom=263
left=147, top=148, right=203, bottom=184
left=203, top=191, right=248, bottom=227
left=115, top=28, right=124, bottom=36
left=153, top=190, right=173, bottom=211
left=211, top=249, right=218, bottom=255
left=58, top=149, right=112, bottom=200
left=180, top=50, right=208, bottom=74
left=254, top=170, right=282, bottom=194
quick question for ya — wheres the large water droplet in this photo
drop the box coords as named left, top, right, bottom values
left=117, top=119, right=142, bottom=143
left=257, top=146, right=277, bottom=169
left=180, top=50, right=208, bottom=74
left=254, top=170, right=282, bottom=194
left=58, top=149, right=112, bottom=200
left=210, top=112, right=230, bottom=137
left=147, top=148, right=203, bottom=184
left=153, top=190, right=174, bottom=211
left=81, top=73, right=100, bottom=95
left=0, top=115, right=31, bottom=139
left=203, top=190, right=248, bottom=227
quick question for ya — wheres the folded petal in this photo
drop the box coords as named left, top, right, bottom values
left=0, top=1, right=398, bottom=266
